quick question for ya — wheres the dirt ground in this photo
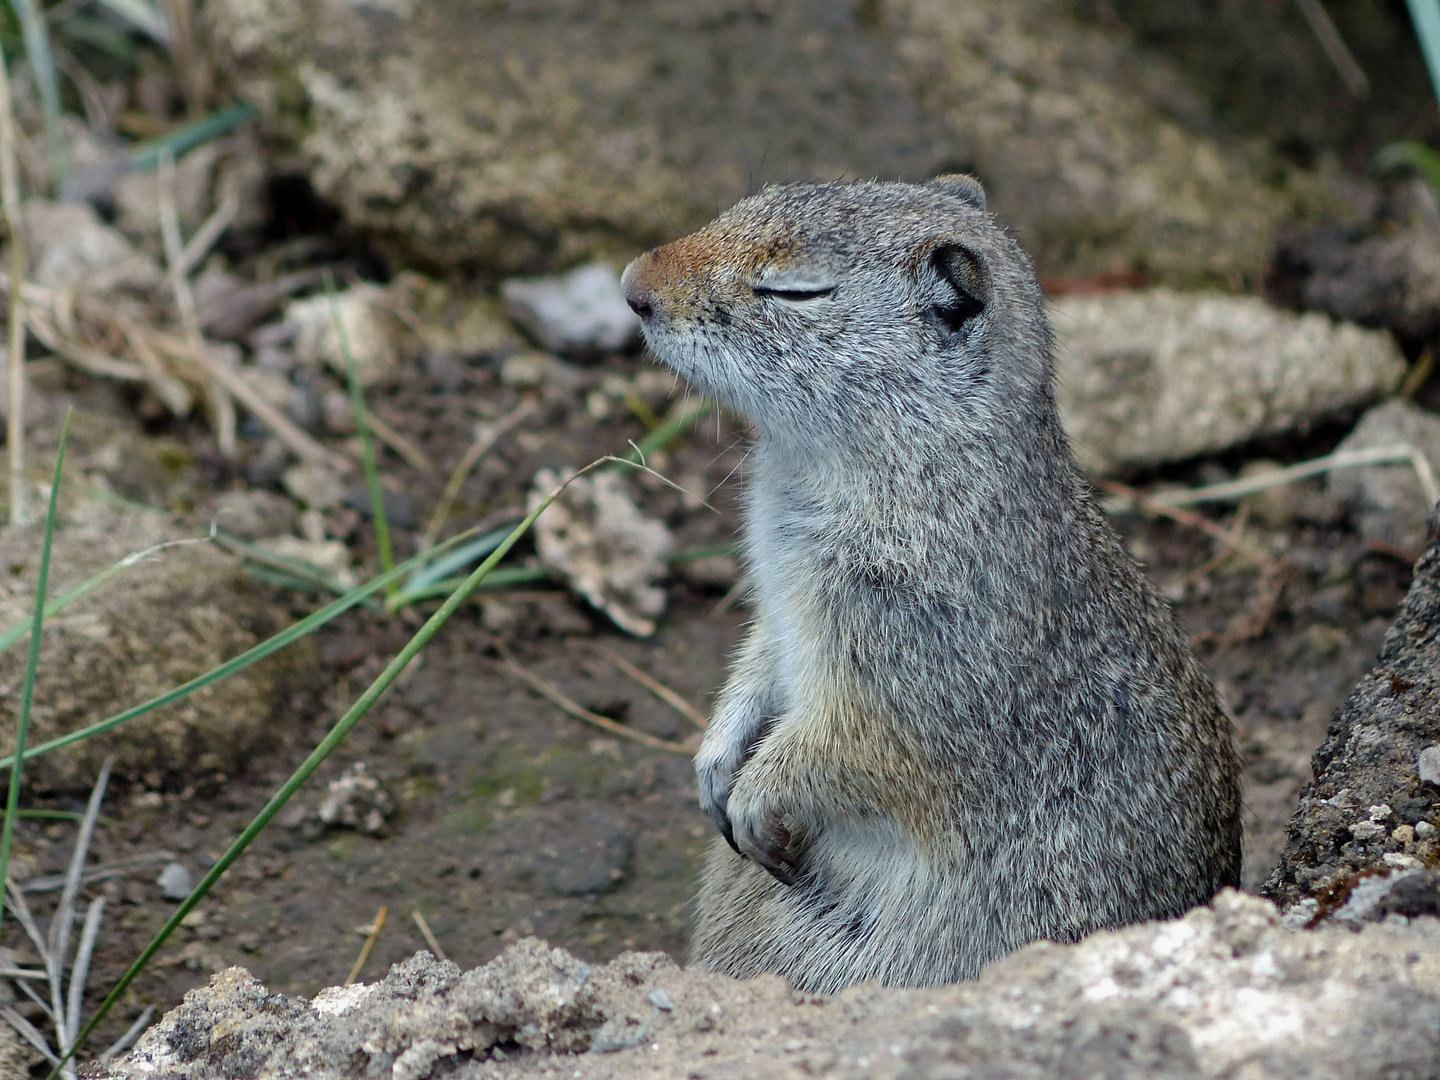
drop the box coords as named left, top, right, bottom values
left=0, top=335, right=1419, bottom=1060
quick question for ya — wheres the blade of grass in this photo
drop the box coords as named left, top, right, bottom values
left=0, top=526, right=484, bottom=776
left=344, top=905, right=386, bottom=985
left=46, top=757, right=110, bottom=1043
left=64, top=897, right=103, bottom=1048
left=97, top=1005, right=152, bottom=1067
left=0, top=408, right=69, bottom=940
left=127, top=102, right=255, bottom=170
left=326, top=270, right=394, bottom=595
left=420, top=399, right=536, bottom=551
left=388, top=565, right=547, bottom=611
left=1, top=36, right=25, bottom=527
left=403, top=527, right=513, bottom=593
left=1406, top=0, right=1440, bottom=108
left=51, top=460, right=609, bottom=1076
left=0, top=536, right=208, bottom=657
left=8, top=0, right=64, bottom=187
left=88, top=0, right=170, bottom=46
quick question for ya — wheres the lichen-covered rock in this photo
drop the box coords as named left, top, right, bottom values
left=1263, top=505, right=1440, bottom=912
left=0, top=498, right=317, bottom=792
left=203, top=0, right=1335, bottom=281
left=529, top=467, right=673, bottom=637
left=1050, top=289, right=1406, bottom=474
left=102, top=893, right=1440, bottom=1080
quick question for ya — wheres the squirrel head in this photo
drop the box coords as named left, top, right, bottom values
left=622, top=176, right=1054, bottom=454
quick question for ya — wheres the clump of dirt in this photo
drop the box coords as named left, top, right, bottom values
left=100, top=892, right=1440, bottom=1079
left=0, top=491, right=319, bottom=793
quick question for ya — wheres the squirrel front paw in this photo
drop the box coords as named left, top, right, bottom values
left=695, top=732, right=747, bottom=854
left=725, top=772, right=805, bottom=886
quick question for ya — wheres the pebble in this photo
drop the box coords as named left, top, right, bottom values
left=1419, top=745, right=1440, bottom=787
left=157, top=861, right=195, bottom=900
left=501, top=263, right=641, bottom=356
left=1417, top=821, right=1437, bottom=838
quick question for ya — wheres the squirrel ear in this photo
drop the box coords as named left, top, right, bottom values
left=928, top=174, right=987, bottom=212
left=929, top=244, right=989, bottom=330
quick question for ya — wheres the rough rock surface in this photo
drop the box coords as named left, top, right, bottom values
left=203, top=0, right=1333, bottom=280
left=103, top=892, right=1440, bottom=1080
left=1328, top=399, right=1440, bottom=553
left=1049, top=289, right=1406, bottom=475
left=1263, top=505, right=1440, bottom=911
left=528, top=468, right=673, bottom=638
left=0, top=497, right=317, bottom=792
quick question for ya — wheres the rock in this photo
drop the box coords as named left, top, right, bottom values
left=252, top=535, right=354, bottom=584
left=284, top=282, right=415, bottom=388
left=529, top=468, right=673, bottom=637
left=157, top=861, right=194, bottom=901
left=1421, top=745, right=1440, bottom=787
left=545, top=809, right=633, bottom=896
left=317, top=762, right=393, bottom=835
left=21, top=199, right=161, bottom=293
left=501, top=263, right=641, bottom=356
left=210, top=489, right=297, bottom=540
left=281, top=462, right=348, bottom=511
left=204, top=0, right=1334, bottom=281
left=1327, top=400, right=1440, bottom=553
left=1050, top=289, right=1406, bottom=475
left=1263, top=504, right=1440, bottom=911
left=676, top=555, right=741, bottom=591
left=101, top=892, right=1440, bottom=1080
left=0, top=498, right=318, bottom=792
left=0, top=1018, right=26, bottom=1078
left=1331, top=868, right=1440, bottom=927
left=1269, top=223, right=1440, bottom=340
left=345, top=485, right=414, bottom=529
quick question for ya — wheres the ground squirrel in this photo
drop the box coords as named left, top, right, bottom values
left=621, top=177, right=1242, bottom=992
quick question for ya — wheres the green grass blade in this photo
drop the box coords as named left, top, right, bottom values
left=0, top=526, right=483, bottom=775
left=326, top=270, right=395, bottom=595
left=127, top=102, right=256, bottom=170
left=52, top=462, right=591, bottom=1077
left=606, top=398, right=712, bottom=471
left=385, top=565, right=550, bottom=610
left=0, top=407, right=70, bottom=937
left=402, top=527, right=512, bottom=592
left=9, top=0, right=64, bottom=187
left=86, top=0, right=170, bottom=47
left=1407, top=0, right=1440, bottom=109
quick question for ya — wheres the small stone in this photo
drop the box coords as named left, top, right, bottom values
left=282, top=463, right=348, bottom=511
left=285, top=283, right=412, bottom=387
left=345, top=486, right=414, bottom=529
left=1367, top=804, right=1393, bottom=822
left=211, top=490, right=297, bottom=540
left=1349, top=820, right=1387, bottom=842
left=317, top=763, right=394, bottom=835
left=1419, top=745, right=1440, bottom=787
left=1383, top=853, right=1423, bottom=870
left=501, top=263, right=641, bottom=356
left=1417, top=820, right=1437, bottom=838
left=1280, top=897, right=1319, bottom=930
left=1392, top=824, right=1416, bottom=845
left=157, top=861, right=194, bottom=901
left=648, top=989, right=674, bottom=1011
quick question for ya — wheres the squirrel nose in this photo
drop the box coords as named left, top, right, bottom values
left=621, top=257, right=656, bottom=321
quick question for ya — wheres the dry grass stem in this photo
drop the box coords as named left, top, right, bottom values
left=497, top=645, right=695, bottom=756
left=159, top=148, right=234, bottom=456
left=0, top=45, right=26, bottom=526
left=363, top=406, right=437, bottom=475
left=1401, top=347, right=1435, bottom=400
left=345, top=906, right=388, bottom=985
left=1294, top=0, right=1370, bottom=96
left=421, top=398, right=538, bottom=549
left=178, top=190, right=238, bottom=277
left=411, top=910, right=447, bottom=962
left=1146, top=443, right=1440, bottom=509
left=598, top=645, right=707, bottom=730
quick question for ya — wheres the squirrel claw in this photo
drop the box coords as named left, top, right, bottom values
left=738, top=817, right=801, bottom=886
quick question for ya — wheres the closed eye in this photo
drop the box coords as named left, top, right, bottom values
left=752, top=285, right=835, bottom=301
